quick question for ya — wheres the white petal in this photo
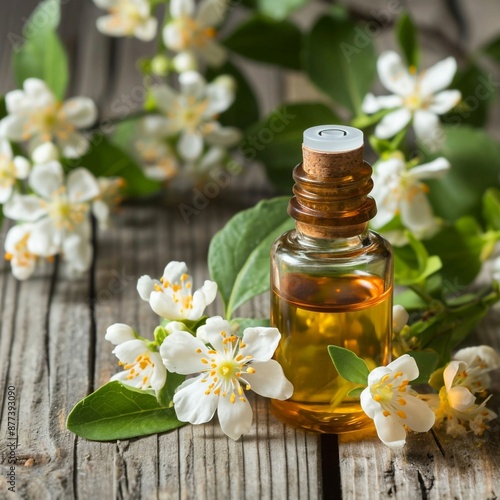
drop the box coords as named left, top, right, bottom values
left=31, top=142, right=60, bottom=164
left=199, top=146, right=225, bottom=171
left=62, top=97, right=98, bottom=128
left=5, top=89, right=30, bottom=113
left=362, top=93, right=403, bottom=114
left=413, top=110, right=442, bottom=150
left=406, top=157, right=450, bottom=180
left=67, top=168, right=100, bottom=202
left=137, top=275, right=159, bottom=301
left=393, top=305, right=409, bottom=333
left=397, top=395, right=435, bottom=432
left=151, top=84, right=178, bottom=114
left=178, top=131, right=204, bottom=160
left=163, top=24, right=184, bottom=51
left=172, top=52, right=198, bottom=72
left=197, top=316, right=231, bottom=351
left=134, top=17, right=158, bottom=41
left=217, top=389, right=253, bottom=440
left=443, top=360, right=462, bottom=392
left=163, top=261, right=188, bottom=281
left=244, top=360, right=293, bottom=399
left=4, top=224, right=32, bottom=253
left=179, top=71, right=206, bottom=99
left=29, top=162, right=63, bottom=198
left=367, top=366, right=391, bottom=386
left=150, top=291, right=182, bottom=319
left=199, top=40, right=227, bottom=67
left=205, top=76, right=236, bottom=116
left=58, top=131, right=90, bottom=158
left=113, top=339, right=149, bottom=363
left=3, top=194, right=47, bottom=222
left=150, top=352, right=167, bottom=392
left=23, top=78, right=53, bottom=102
left=27, top=218, right=60, bottom=256
left=139, top=115, right=171, bottom=138
left=360, top=387, right=380, bottom=419
left=105, top=323, right=136, bottom=345
left=377, top=51, right=415, bottom=96
left=418, top=57, right=457, bottom=97
left=373, top=412, right=406, bottom=450
left=196, top=0, right=227, bottom=26
left=240, top=327, right=281, bottom=362
left=187, top=280, right=217, bottom=320
left=428, top=90, right=461, bottom=115
left=0, top=139, right=13, bottom=157
left=170, top=0, right=195, bottom=18
left=92, top=199, right=110, bottom=229
left=454, top=346, right=500, bottom=370
left=0, top=115, right=28, bottom=141
left=400, top=189, right=436, bottom=235
left=160, top=330, right=209, bottom=374
left=374, top=108, right=411, bottom=139
left=387, top=355, right=419, bottom=381
left=93, top=0, right=118, bottom=8
left=11, top=257, right=36, bottom=281
left=205, top=126, right=241, bottom=148
left=0, top=185, right=13, bottom=203
left=62, top=232, right=93, bottom=272
left=448, top=386, right=476, bottom=412
left=96, top=15, right=129, bottom=37
left=173, top=376, right=219, bottom=424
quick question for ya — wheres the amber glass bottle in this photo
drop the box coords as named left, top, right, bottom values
left=270, top=125, right=393, bottom=434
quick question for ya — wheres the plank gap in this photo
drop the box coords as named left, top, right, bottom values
left=320, top=434, right=342, bottom=500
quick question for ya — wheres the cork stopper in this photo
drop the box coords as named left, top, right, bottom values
left=288, top=125, right=377, bottom=238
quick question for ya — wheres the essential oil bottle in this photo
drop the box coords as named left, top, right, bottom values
left=270, top=125, right=393, bottom=434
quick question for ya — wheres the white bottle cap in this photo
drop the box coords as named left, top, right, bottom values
left=303, top=125, right=363, bottom=152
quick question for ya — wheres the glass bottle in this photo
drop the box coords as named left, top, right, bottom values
left=270, top=125, right=393, bottom=434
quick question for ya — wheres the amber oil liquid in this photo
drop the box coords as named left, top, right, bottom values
left=270, top=272, right=391, bottom=433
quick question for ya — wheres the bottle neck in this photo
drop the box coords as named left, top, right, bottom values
left=288, top=145, right=377, bottom=239
left=294, top=223, right=370, bottom=251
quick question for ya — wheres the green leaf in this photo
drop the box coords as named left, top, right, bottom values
left=396, top=12, right=420, bottom=68
left=442, top=62, right=493, bottom=128
left=244, top=102, right=340, bottom=192
left=65, top=134, right=161, bottom=198
left=424, top=217, right=487, bottom=286
left=406, top=350, right=438, bottom=385
left=393, top=232, right=442, bottom=286
left=206, top=60, right=259, bottom=130
left=223, top=15, right=302, bottom=70
left=327, top=346, right=369, bottom=385
left=230, top=317, right=271, bottom=335
left=157, top=371, right=185, bottom=407
left=12, top=0, right=69, bottom=100
left=426, top=126, right=500, bottom=222
left=483, top=188, right=500, bottom=230
left=255, top=0, right=308, bottom=20
left=67, top=381, right=187, bottom=441
left=304, top=13, right=377, bottom=115
left=481, top=36, right=500, bottom=63
left=208, top=197, right=294, bottom=319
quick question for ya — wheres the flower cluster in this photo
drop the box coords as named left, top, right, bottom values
left=106, top=261, right=293, bottom=440
left=433, top=346, right=500, bottom=437
left=0, top=78, right=122, bottom=280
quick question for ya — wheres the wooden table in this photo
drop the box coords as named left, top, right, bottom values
left=0, top=198, right=499, bottom=499
left=1, top=1, right=499, bottom=497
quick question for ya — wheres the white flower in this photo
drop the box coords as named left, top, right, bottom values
left=360, top=354, right=436, bottom=449
left=163, top=0, right=227, bottom=68
left=434, top=360, right=498, bottom=437
left=105, top=323, right=166, bottom=393
left=94, top=0, right=157, bottom=41
left=363, top=51, right=461, bottom=148
left=451, top=346, right=500, bottom=394
left=3, top=163, right=99, bottom=266
left=0, top=78, right=97, bottom=158
left=160, top=316, right=293, bottom=440
left=92, top=176, right=124, bottom=230
left=0, top=140, right=30, bottom=203
left=4, top=224, right=37, bottom=280
left=137, top=261, right=217, bottom=321
left=32, top=141, right=60, bottom=164
left=371, top=155, right=450, bottom=237
left=134, top=116, right=179, bottom=181
left=393, top=305, right=409, bottom=334
left=151, top=71, right=241, bottom=161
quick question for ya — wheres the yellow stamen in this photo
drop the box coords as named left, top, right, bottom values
left=383, top=410, right=391, bottom=417
left=396, top=410, right=407, bottom=419
left=230, top=393, right=236, bottom=404
left=247, top=367, right=255, bottom=374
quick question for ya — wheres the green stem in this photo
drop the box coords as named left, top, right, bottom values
left=408, top=284, right=436, bottom=304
